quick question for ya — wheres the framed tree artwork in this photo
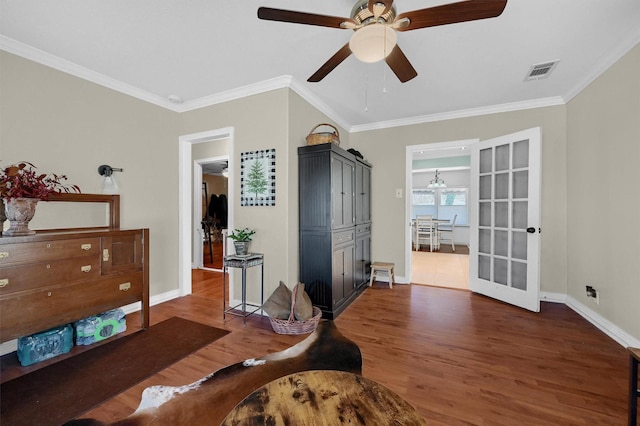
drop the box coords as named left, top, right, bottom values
left=240, top=148, right=276, bottom=206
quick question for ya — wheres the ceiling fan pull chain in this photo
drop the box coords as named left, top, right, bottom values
left=383, top=63, right=388, bottom=94
left=364, top=71, right=369, bottom=112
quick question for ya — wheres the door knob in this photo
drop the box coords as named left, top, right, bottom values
left=526, top=227, right=536, bottom=233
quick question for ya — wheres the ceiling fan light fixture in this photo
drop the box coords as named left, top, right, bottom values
left=349, top=24, right=397, bottom=63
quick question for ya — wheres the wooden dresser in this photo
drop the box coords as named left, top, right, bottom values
left=0, top=195, right=149, bottom=343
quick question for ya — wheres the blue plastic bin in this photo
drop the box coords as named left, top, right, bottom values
left=17, top=324, right=74, bottom=366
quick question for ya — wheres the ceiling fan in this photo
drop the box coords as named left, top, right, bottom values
left=258, top=0, right=507, bottom=83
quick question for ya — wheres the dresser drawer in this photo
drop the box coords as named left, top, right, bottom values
left=0, top=238, right=101, bottom=267
left=0, top=256, right=101, bottom=296
left=0, top=272, right=143, bottom=342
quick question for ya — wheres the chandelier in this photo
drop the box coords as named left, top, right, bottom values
left=427, top=169, right=447, bottom=188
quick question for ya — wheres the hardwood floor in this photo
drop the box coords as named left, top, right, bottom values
left=79, top=271, right=629, bottom=425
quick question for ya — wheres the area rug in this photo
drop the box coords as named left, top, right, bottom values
left=0, top=317, right=229, bottom=426
left=415, top=244, right=469, bottom=254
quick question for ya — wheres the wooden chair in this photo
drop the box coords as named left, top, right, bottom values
left=438, top=214, right=457, bottom=252
left=414, top=215, right=437, bottom=252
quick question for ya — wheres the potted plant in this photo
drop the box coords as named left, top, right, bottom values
left=228, top=227, right=255, bottom=256
left=0, top=162, right=81, bottom=236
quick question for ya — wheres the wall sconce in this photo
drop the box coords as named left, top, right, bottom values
left=98, top=165, right=123, bottom=194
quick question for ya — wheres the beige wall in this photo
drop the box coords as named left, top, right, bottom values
left=0, top=51, right=182, bottom=296
left=351, top=106, right=568, bottom=295
left=566, top=44, right=640, bottom=339
left=180, top=90, right=295, bottom=301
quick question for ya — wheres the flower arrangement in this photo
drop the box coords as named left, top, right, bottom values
left=228, top=228, right=255, bottom=242
left=0, top=162, right=81, bottom=201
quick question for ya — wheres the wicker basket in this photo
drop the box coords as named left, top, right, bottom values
left=269, top=285, right=322, bottom=335
left=270, top=306, right=322, bottom=335
left=306, top=123, right=340, bottom=146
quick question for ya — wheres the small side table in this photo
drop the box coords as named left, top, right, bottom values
left=223, top=253, right=264, bottom=326
left=629, top=347, right=640, bottom=426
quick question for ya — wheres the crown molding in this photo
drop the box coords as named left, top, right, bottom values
left=288, top=78, right=351, bottom=131
left=5, top=32, right=636, bottom=134
left=0, top=35, right=178, bottom=111
left=175, top=76, right=294, bottom=113
left=350, top=96, right=567, bottom=133
left=563, top=31, right=640, bottom=104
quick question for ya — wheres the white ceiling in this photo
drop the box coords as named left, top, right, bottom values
left=1, top=1, right=639, bottom=132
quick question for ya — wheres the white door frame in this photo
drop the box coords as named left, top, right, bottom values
left=405, top=139, right=478, bottom=283
left=179, top=127, right=234, bottom=296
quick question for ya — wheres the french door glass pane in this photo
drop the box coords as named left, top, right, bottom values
left=480, top=148, right=492, bottom=173
left=479, top=175, right=492, bottom=200
left=513, top=170, right=528, bottom=199
left=512, top=231, right=527, bottom=260
left=494, top=230, right=508, bottom=257
left=479, top=202, right=491, bottom=226
left=479, top=255, right=491, bottom=280
left=495, top=144, right=510, bottom=171
left=513, top=140, right=529, bottom=169
left=495, top=173, right=509, bottom=199
left=512, top=201, right=528, bottom=229
left=495, top=202, right=508, bottom=228
left=494, top=258, right=508, bottom=285
left=511, top=261, right=527, bottom=290
left=479, top=229, right=491, bottom=254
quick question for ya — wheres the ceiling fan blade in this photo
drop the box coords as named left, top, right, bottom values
left=308, top=43, right=353, bottom=82
left=385, top=45, right=417, bottom=83
left=395, top=0, right=507, bottom=32
left=258, top=7, right=354, bottom=29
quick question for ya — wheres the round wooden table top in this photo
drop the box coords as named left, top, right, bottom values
left=222, top=369, right=428, bottom=425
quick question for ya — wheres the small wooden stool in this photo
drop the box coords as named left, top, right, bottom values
left=369, top=262, right=395, bottom=288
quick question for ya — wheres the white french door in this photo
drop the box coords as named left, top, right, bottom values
left=469, top=128, right=541, bottom=312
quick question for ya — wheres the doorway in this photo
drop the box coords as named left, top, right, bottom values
left=178, top=127, right=234, bottom=298
left=405, top=139, right=477, bottom=290
left=195, top=158, right=228, bottom=271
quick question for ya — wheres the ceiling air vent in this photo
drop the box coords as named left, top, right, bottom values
left=525, top=60, right=559, bottom=81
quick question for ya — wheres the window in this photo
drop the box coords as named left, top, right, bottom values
left=440, top=189, right=466, bottom=206
left=412, top=189, right=435, bottom=205
left=412, top=187, right=468, bottom=225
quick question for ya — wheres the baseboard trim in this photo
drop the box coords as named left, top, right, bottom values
left=565, top=295, right=640, bottom=349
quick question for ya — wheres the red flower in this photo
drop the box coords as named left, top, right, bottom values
left=0, top=162, right=81, bottom=201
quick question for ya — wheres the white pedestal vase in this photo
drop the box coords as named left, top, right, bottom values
left=3, top=197, right=38, bottom=236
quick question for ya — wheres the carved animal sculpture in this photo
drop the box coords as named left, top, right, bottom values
left=65, top=320, right=361, bottom=425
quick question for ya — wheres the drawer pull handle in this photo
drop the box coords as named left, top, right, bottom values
left=0, top=252, right=8, bottom=259
left=119, top=282, right=131, bottom=291
left=0, top=279, right=8, bottom=288
left=103, top=249, right=110, bottom=261
left=81, top=244, right=92, bottom=251
left=81, top=265, right=92, bottom=273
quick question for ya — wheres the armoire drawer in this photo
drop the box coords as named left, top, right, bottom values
left=0, top=237, right=101, bottom=266
left=356, top=223, right=371, bottom=235
left=0, top=256, right=101, bottom=296
left=333, top=229, right=355, bottom=247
